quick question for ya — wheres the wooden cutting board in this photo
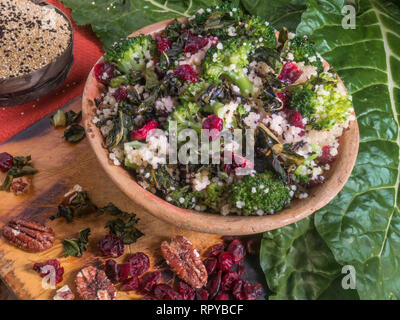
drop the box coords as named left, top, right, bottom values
left=0, top=97, right=223, bottom=300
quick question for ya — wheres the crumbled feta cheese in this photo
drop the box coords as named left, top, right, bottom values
left=287, top=52, right=294, bottom=61
left=243, top=112, right=260, bottom=129
left=192, top=170, right=211, bottom=191
left=155, top=96, right=176, bottom=113
left=227, top=26, right=237, bottom=37
left=236, top=201, right=245, bottom=209
left=308, top=56, right=317, bottom=63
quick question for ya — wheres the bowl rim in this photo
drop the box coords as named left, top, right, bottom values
left=82, top=18, right=360, bottom=235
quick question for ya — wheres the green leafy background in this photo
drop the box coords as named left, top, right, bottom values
left=61, top=0, right=400, bottom=299
left=62, top=0, right=220, bottom=48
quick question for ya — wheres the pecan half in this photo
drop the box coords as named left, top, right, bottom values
left=76, top=266, right=116, bottom=300
left=1, top=218, right=55, bottom=252
left=10, top=176, right=31, bottom=195
left=53, top=285, right=75, bottom=300
left=161, top=236, right=207, bottom=288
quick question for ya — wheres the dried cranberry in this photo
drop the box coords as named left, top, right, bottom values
left=139, top=271, right=161, bottom=294
left=207, top=270, right=222, bottom=300
left=243, top=282, right=263, bottom=300
left=98, top=234, right=124, bottom=258
left=195, top=288, right=209, bottom=300
left=233, top=280, right=263, bottom=300
left=227, top=239, right=246, bottom=263
left=0, top=152, right=13, bottom=172
left=127, top=252, right=150, bottom=277
left=173, top=64, right=198, bottom=82
left=277, top=91, right=289, bottom=107
left=113, top=87, right=127, bottom=102
left=224, top=153, right=254, bottom=174
left=317, top=145, right=335, bottom=164
left=222, top=236, right=239, bottom=243
left=118, top=263, right=131, bottom=282
left=232, top=280, right=245, bottom=300
left=120, top=275, right=139, bottom=291
left=33, top=259, right=64, bottom=284
left=94, top=62, right=115, bottom=85
left=184, top=35, right=208, bottom=54
left=217, top=252, right=234, bottom=272
left=278, top=62, right=303, bottom=84
left=180, top=29, right=192, bottom=36
left=237, top=264, right=245, bottom=278
left=177, top=281, right=195, bottom=300
left=298, top=130, right=306, bottom=137
left=246, top=238, right=261, bottom=255
left=208, top=243, right=225, bottom=258
left=221, top=271, right=239, bottom=291
left=307, top=176, right=325, bottom=187
left=131, top=120, right=158, bottom=141
left=141, top=295, right=158, bottom=300
left=285, top=109, right=305, bottom=128
left=214, top=293, right=230, bottom=300
left=202, top=115, right=223, bottom=141
left=204, top=257, right=217, bottom=275
left=104, top=260, right=130, bottom=283
left=154, top=60, right=164, bottom=79
left=208, top=36, right=219, bottom=47
left=104, top=259, right=119, bottom=283
left=154, top=284, right=182, bottom=300
left=156, top=35, right=171, bottom=52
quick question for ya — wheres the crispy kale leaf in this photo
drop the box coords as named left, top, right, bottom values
left=63, top=228, right=91, bottom=258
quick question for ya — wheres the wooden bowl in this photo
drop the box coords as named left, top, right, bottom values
left=0, top=0, right=74, bottom=107
left=82, top=19, right=359, bottom=235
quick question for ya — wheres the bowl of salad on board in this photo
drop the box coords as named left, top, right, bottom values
left=82, top=4, right=359, bottom=235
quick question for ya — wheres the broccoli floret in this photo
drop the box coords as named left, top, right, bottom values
left=104, top=35, right=154, bottom=74
left=240, top=16, right=276, bottom=49
left=180, top=80, right=209, bottom=104
left=287, top=36, right=323, bottom=73
left=166, top=185, right=204, bottom=209
left=289, top=84, right=315, bottom=119
left=203, top=38, right=254, bottom=97
left=235, top=104, right=249, bottom=117
left=294, top=144, right=321, bottom=184
left=209, top=100, right=239, bottom=129
left=167, top=102, right=202, bottom=134
left=204, top=181, right=226, bottom=208
left=289, top=74, right=354, bottom=129
left=228, top=171, right=292, bottom=215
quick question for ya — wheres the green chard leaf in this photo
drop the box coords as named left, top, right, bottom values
left=241, top=0, right=307, bottom=32
left=63, top=228, right=91, bottom=257
left=60, top=0, right=220, bottom=49
left=260, top=216, right=359, bottom=300
left=295, top=0, right=400, bottom=300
